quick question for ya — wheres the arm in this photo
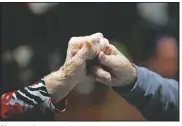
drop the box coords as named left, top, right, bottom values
left=113, top=65, right=179, bottom=121
left=0, top=33, right=105, bottom=120
left=0, top=79, right=66, bottom=120
left=92, top=42, right=179, bottom=121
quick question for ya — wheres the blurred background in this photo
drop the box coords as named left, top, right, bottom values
left=1, top=2, right=179, bottom=121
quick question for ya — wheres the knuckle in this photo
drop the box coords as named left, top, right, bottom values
left=105, top=56, right=110, bottom=63
left=104, top=38, right=109, bottom=44
left=96, top=70, right=103, bottom=77
left=70, top=37, right=76, bottom=41
left=110, top=44, right=115, bottom=49
left=85, top=36, right=92, bottom=42
left=69, top=37, right=78, bottom=44
left=96, top=67, right=101, bottom=74
left=92, top=37, right=100, bottom=43
left=96, top=32, right=103, bottom=38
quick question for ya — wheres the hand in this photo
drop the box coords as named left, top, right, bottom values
left=44, top=33, right=107, bottom=103
left=92, top=43, right=137, bottom=87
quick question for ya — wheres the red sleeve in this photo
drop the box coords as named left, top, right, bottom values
left=1, top=79, right=67, bottom=120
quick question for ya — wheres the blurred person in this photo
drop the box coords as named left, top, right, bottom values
left=27, top=3, right=59, bottom=15
left=131, top=3, right=178, bottom=65
left=13, top=45, right=34, bottom=86
left=146, top=36, right=178, bottom=79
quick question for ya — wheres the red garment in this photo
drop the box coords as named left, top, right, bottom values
left=0, top=79, right=66, bottom=120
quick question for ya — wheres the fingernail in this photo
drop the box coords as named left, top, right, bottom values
left=85, top=41, right=92, bottom=48
left=105, top=74, right=111, bottom=81
left=95, top=37, right=100, bottom=43
left=100, top=52, right=105, bottom=59
left=100, top=39, right=105, bottom=50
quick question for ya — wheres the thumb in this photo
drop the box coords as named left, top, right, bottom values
left=74, top=41, right=92, bottom=61
left=98, top=51, right=116, bottom=69
left=92, top=65, right=111, bottom=82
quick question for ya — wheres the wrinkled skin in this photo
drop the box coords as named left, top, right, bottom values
left=92, top=44, right=137, bottom=86
left=43, top=32, right=136, bottom=103
left=44, top=33, right=108, bottom=103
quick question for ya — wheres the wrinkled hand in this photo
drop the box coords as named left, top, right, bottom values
left=44, top=33, right=108, bottom=103
left=92, top=43, right=137, bottom=86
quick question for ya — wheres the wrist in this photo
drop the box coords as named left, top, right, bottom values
left=112, top=65, right=137, bottom=93
left=130, top=64, right=137, bottom=84
left=43, top=66, right=78, bottom=103
left=37, top=79, right=67, bottom=113
left=43, top=68, right=68, bottom=103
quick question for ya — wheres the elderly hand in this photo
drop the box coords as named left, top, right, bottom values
left=44, top=33, right=108, bottom=103
left=92, top=43, right=137, bottom=87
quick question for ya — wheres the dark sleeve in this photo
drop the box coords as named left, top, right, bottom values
left=112, top=65, right=179, bottom=121
left=0, top=79, right=67, bottom=120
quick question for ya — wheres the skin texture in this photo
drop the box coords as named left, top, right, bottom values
left=43, top=32, right=136, bottom=103
left=1, top=32, right=138, bottom=120
left=44, top=33, right=108, bottom=103
left=92, top=44, right=137, bottom=86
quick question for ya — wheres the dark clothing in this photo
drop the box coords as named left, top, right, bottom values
left=113, top=65, right=179, bottom=121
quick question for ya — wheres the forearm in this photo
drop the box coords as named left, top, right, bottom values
left=113, top=65, right=179, bottom=120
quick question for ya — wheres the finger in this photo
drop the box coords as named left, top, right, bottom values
left=66, top=37, right=84, bottom=60
left=91, top=32, right=104, bottom=39
left=68, top=33, right=104, bottom=60
left=71, top=49, right=79, bottom=57
left=96, top=76, right=120, bottom=86
left=66, top=49, right=79, bottom=62
left=90, top=33, right=106, bottom=51
left=63, top=43, right=90, bottom=76
left=104, top=45, right=113, bottom=55
left=85, top=35, right=100, bottom=44
left=67, top=37, right=85, bottom=52
left=98, top=51, right=116, bottom=69
left=74, top=41, right=92, bottom=60
left=87, top=33, right=106, bottom=57
left=100, top=38, right=109, bottom=51
left=92, top=66, right=111, bottom=82
left=103, top=44, right=120, bottom=55
left=68, top=33, right=103, bottom=51
left=68, top=36, right=97, bottom=61
left=83, top=36, right=100, bottom=59
left=95, top=77, right=111, bottom=85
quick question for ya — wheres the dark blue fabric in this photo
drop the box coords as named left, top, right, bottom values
left=112, top=65, right=179, bottom=121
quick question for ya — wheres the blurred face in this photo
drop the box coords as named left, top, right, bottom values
left=155, top=36, right=178, bottom=78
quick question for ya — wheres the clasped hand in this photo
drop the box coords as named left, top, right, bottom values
left=44, top=33, right=137, bottom=103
